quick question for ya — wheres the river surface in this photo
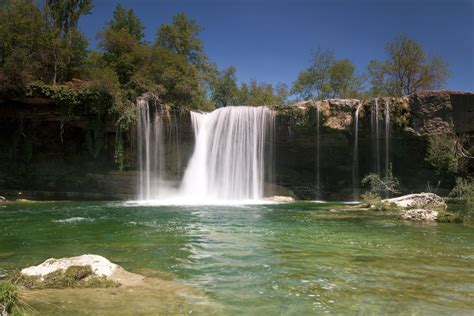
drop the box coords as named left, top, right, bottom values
left=1, top=201, right=473, bottom=314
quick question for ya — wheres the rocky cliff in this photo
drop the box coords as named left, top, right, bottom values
left=0, top=90, right=472, bottom=200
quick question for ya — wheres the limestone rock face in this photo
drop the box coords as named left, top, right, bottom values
left=318, top=99, right=360, bottom=131
left=21, top=254, right=118, bottom=278
left=401, top=209, right=438, bottom=221
left=384, top=193, right=447, bottom=210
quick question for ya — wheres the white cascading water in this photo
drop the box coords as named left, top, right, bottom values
left=179, top=106, right=274, bottom=202
left=137, top=99, right=165, bottom=200
left=315, top=102, right=321, bottom=199
left=384, top=99, right=391, bottom=178
left=352, top=103, right=362, bottom=201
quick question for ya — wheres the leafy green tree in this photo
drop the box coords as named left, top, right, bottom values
left=142, top=46, right=204, bottom=109
left=368, top=34, right=449, bottom=96
left=237, top=83, right=250, bottom=105
left=44, top=0, right=92, bottom=83
left=211, top=66, right=239, bottom=107
left=99, top=4, right=148, bottom=89
left=0, top=0, right=44, bottom=91
left=46, top=0, right=93, bottom=36
left=292, top=49, right=363, bottom=100
left=329, top=59, right=364, bottom=98
left=106, top=3, right=144, bottom=42
left=292, top=49, right=334, bottom=100
left=156, top=12, right=205, bottom=66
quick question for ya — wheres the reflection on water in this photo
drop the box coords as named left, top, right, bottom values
left=1, top=201, right=473, bottom=314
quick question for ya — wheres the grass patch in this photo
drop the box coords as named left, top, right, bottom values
left=12, top=265, right=119, bottom=289
left=360, top=192, right=401, bottom=212
left=436, top=211, right=463, bottom=223
left=0, top=280, right=25, bottom=315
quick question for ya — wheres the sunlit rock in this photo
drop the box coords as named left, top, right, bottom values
left=401, top=209, right=438, bottom=221
left=21, top=254, right=118, bottom=279
left=383, top=193, right=447, bottom=210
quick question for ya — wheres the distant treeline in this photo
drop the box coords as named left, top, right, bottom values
left=0, top=0, right=450, bottom=115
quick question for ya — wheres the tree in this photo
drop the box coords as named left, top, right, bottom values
left=211, top=66, right=238, bottom=107
left=368, top=34, right=449, bottom=96
left=292, top=49, right=363, bottom=100
left=46, top=0, right=93, bottom=37
left=44, top=0, right=92, bottom=83
left=292, top=48, right=334, bottom=100
left=0, top=0, right=44, bottom=91
left=106, top=3, right=144, bottom=42
left=99, top=4, right=147, bottom=88
left=329, top=59, right=364, bottom=98
left=156, top=12, right=205, bottom=66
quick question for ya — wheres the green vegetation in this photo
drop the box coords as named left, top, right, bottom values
left=426, top=133, right=469, bottom=176
left=0, top=281, right=23, bottom=315
left=449, top=177, right=474, bottom=221
left=12, top=265, right=119, bottom=289
left=368, top=34, right=450, bottom=96
left=292, top=48, right=365, bottom=100
left=360, top=192, right=400, bottom=212
left=361, top=166, right=400, bottom=197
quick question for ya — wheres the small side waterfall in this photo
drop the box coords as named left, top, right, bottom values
left=352, top=103, right=362, bottom=201
left=315, top=102, right=321, bottom=199
left=384, top=99, right=391, bottom=178
left=179, top=106, right=273, bottom=201
left=137, top=98, right=165, bottom=200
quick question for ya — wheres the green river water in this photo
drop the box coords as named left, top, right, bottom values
left=1, top=201, right=473, bottom=315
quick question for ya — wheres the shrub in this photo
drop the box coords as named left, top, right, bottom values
left=426, top=134, right=467, bottom=175
left=361, top=166, right=400, bottom=196
left=449, top=177, right=474, bottom=220
left=361, top=192, right=401, bottom=212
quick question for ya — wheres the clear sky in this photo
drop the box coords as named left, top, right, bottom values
left=78, top=0, right=474, bottom=92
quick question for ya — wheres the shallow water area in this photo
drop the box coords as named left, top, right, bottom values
left=1, top=201, right=473, bottom=314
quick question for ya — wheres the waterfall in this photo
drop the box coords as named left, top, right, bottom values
left=371, top=98, right=381, bottom=175
left=137, top=98, right=165, bottom=200
left=179, top=106, right=273, bottom=201
left=352, top=103, right=362, bottom=201
left=385, top=99, right=391, bottom=178
left=315, top=102, right=321, bottom=199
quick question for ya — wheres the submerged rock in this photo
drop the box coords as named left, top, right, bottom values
left=401, top=209, right=439, bottom=221
left=383, top=193, right=447, bottom=210
left=267, top=195, right=295, bottom=202
left=21, top=254, right=118, bottom=279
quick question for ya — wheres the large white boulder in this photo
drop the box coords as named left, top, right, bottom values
left=21, top=254, right=118, bottom=278
left=383, top=193, right=447, bottom=210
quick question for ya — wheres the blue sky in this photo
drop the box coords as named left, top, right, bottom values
left=79, top=0, right=473, bottom=92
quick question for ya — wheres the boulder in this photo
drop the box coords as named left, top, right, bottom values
left=383, top=193, right=447, bottom=210
left=21, top=254, right=118, bottom=279
left=401, top=209, right=438, bottom=221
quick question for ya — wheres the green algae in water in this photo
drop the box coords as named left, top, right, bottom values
left=1, top=201, right=473, bottom=314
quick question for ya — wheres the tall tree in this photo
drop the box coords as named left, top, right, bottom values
left=0, top=0, right=44, bottom=91
left=329, top=59, right=364, bottom=98
left=44, top=0, right=92, bottom=83
left=368, top=34, right=449, bottom=96
left=106, top=3, right=144, bottom=42
left=211, top=66, right=238, bottom=107
left=99, top=4, right=146, bottom=87
left=292, top=48, right=334, bottom=100
left=156, top=12, right=205, bottom=66
left=46, top=0, right=92, bottom=36
left=292, top=49, right=363, bottom=100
